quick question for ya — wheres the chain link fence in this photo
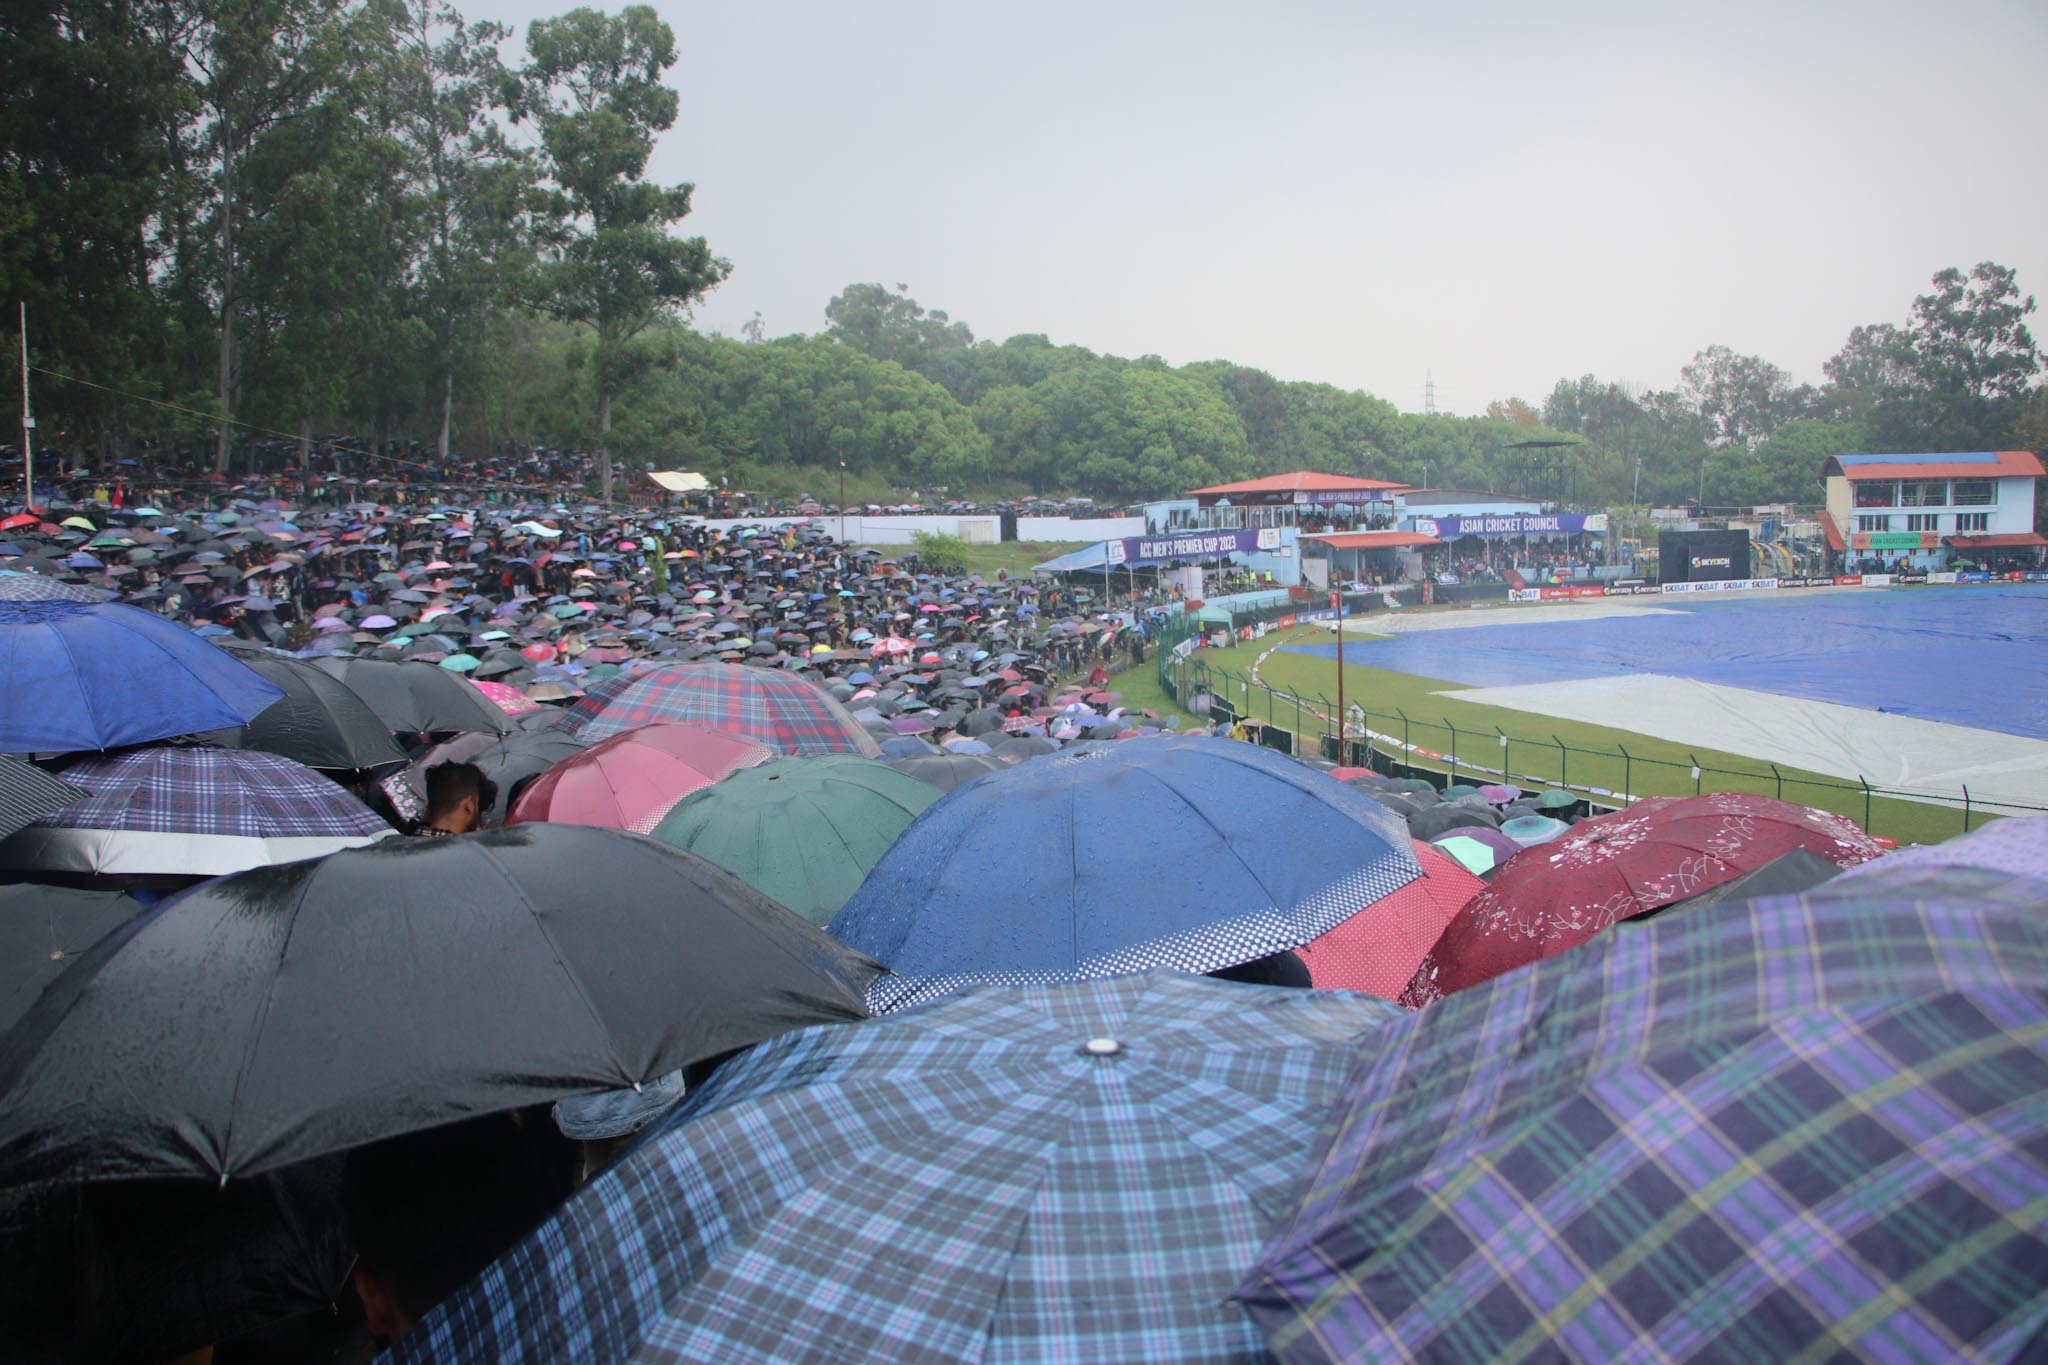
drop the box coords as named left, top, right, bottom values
left=1154, top=620, right=2039, bottom=839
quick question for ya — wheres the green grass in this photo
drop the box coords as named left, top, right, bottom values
left=950, top=541, right=1087, bottom=579
left=1117, top=625, right=1991, bottom=846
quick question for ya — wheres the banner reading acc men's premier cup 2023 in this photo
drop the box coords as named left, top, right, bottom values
left=1105, top=528, right=1279, bottom=567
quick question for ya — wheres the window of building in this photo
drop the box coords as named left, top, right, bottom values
left=1952, top=479, right=1995, bottom=506
left=1856, top=515, right=1892, bottom=533
left=1899, top=480, right=1950, bottom=506
left=1906, top=514, right=1939, bottom=532
left=1956, top=512, right=1989, bottom=533
left=1852, top=481, right=1897, bottom=508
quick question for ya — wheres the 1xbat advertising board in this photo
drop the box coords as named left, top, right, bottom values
left=1657, top=529, right=1751, bottom=585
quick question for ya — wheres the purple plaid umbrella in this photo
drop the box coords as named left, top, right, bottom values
left=1238, top=866, right=2048, bottom=1363
left=552, top=663, right=881, bottom=757
left=0, top=746, right=394, bottom=877
left=1831, top=815, right=2048, bottom=885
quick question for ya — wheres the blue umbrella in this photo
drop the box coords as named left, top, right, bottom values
left=830, top=736, right=1420, bottom=1013
left=0, top=597, right=284, bottom=752
left=395, top=973, right=1402, bottom=1364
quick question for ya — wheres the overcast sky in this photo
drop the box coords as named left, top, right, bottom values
left=482, top=0, right=2048, bottom=416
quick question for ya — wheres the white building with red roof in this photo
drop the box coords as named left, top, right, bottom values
left=1817, top=451, right=2044, bottom=571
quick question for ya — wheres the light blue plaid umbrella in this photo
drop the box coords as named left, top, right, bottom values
left=1238, top=866, right=2048, bottom=1364
left=397, top=973, right=1401, bottom=1363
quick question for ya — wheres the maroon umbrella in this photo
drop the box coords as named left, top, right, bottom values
left=1401, top=794, right=1883, bottom=1006
left=507, top=723, right=774, bottom=834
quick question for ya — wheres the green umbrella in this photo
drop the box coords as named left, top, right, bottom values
left=649, top=755, right=940, bottom=926
left=1428, top=834, right=1501, bottom=876
left=438, top=653, right=481, bottom=672
left=1440, top=783, right=1482, bottom=801
left=1534, top=788, right=1579, bottom=811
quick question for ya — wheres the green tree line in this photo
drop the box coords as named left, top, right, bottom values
left=5, top=0, right=2041, bottom=507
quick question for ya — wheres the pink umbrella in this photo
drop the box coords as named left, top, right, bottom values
left=469, top=679, right=543, bottom=715
left=506, top=723, right=774, bottom=834
left=1295, top=840, right=1485, bottom=1001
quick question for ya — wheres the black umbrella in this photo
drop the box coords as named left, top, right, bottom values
left=1406, top=803, right=1503, bottom=841
left=0, top=824, right=879, bottom=1184
left=307, top=657, right=512, bottom=736
left=198, top=650, right=409, bottom=774
left=0, top=883, right=142, bottom=1033
left=956, top=709, right=1006, bottom=737
left=409, top=727, right=588, bottom=824
left=883, top=752, right=1009, bottom=792
left=0, top=757, right=89, bottom=843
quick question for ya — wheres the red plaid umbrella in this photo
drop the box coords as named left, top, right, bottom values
left=507, top=723, right=774, bottom=834
left=1294, top=840, right=1485, bottom=1000
left=552, top=664, right=882, bottom=757
left=1401, top=793, right=1883, bottom=1006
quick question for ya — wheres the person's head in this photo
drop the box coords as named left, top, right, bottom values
left=423, top=762, right=496, bottom=834
left=344, top=1110, right=577, bottom=1343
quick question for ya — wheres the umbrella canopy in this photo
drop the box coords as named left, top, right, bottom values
left=395, top=973, right=1401, bottom=1364
left=1294, top=840, right=1486, bottom=1001
left=650, top=755, right=941, bottom=926
left=469, top=678, right=542, bottom=715
left=507, top=723, right=774, bottom=834
left=198, top=649, right=409, bottom=773
left=0, top=756, right=88, bottom=843
left=308, top=656, right=512, bottom=736
left=554, top=663, right=882, bottom=757
left=0, top=883, right=143, bottom=1033
left=1425, top=827, right=1522, bottom=877
left=1405, top=802, right=1500, bottom=841
left=882, top=751, right=1009, bottom=792
left=0, top=824, right=880, bottom=1185
left=0, top=746, right=394, bottom=877
left=830, top=736, right=1421, bottom=1013
left=1239, top=867, right=2048, bottom=1364
left=1405, top=794, right=1884, bottom=1006
left=0, top=597, right=284, bottom=752
left=411, top=727, right=588, bottom=826
left=1832, top=814, right=2048, bottom=885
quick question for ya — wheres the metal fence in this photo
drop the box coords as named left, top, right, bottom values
left=1154, top=623, right=2040, bottom=839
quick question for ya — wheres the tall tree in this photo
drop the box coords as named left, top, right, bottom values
left=0, top=0, right=186, bottom=460
left=391, top=0, right=530, bottom=464
left=169, top=0, right=352, bottom=471
left=515, top=4, right=727, bottom=500
left=1676, top=344, right=1806, bottom=450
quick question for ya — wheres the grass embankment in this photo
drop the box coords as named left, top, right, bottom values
left=951, top=542, right=1087, bottom=579
left=1112, top=624, right=1981, bottom=846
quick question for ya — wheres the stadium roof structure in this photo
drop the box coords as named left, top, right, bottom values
left=1185, top=471, right=1408, bottom=503
left=1946, top=532, right=2048, bottom=549
left=1305, top=531, right=1443, bottom=551
left=1821, top=451, right=2045, bottom=481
